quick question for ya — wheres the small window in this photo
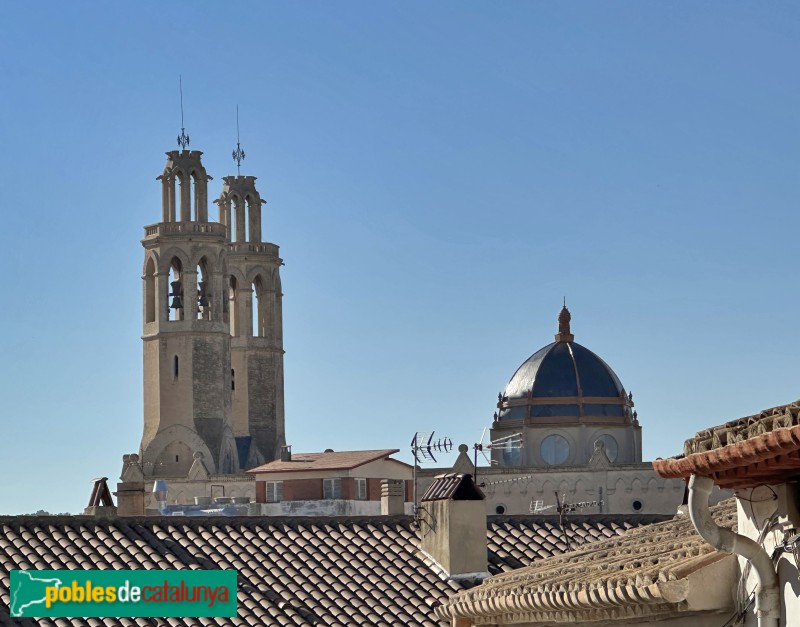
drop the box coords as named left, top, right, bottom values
left=266, top=481, right=283, bottom=503
left=355, top=478, right=367, bottom=500
left=175, top=455, right=179, bottom=463
left=231, top=368, right=235, bottom=391
left=495, top=504, right=506, bottom=515
left=323, top=478, right=342, bottom=500
left=173, top=355, right=179, bottom=379
left=632, top=499, right=643, bottom=512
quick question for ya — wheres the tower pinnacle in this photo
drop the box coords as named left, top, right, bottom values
left=177, top=76, right=190, bottom=149
left=232, top=105, right=246, bottom=175
left=555, top=304, right=574, bottom=343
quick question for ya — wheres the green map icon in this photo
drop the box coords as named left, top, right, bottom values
left=10, top=571, right=64, bottom=617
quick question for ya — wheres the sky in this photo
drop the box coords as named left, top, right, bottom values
left=0, top=2, right=798, bottom=514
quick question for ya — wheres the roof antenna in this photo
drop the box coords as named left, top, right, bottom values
left=177, top=76, right=190, bottom=149
left=232, top=105, right=246, bottom=175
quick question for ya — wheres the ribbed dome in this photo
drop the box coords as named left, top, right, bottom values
left=496, top=307, right=633, bottom=424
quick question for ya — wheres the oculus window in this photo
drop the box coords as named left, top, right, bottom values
left=540, top=434, right=570, bottom=465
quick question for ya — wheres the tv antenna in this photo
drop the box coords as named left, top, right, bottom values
left=473, top=427, right=523, bottom=483
left=537, top=491, right=602, bottom=551
left=232, top=105, right=246, bottom=175
left=529, top=499, right=556, bottom=514
left=177, top=76, right=190, bottom=149
left=410, top=431, right=452, bottom=521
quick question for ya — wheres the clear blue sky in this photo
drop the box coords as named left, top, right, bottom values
left=0, top=2, right=798, bottom=514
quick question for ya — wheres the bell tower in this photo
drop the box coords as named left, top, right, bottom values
left=140, top=148, right=240, bottom=477
left=216, top=173, right=286, bottom=467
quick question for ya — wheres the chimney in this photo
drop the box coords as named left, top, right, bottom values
left=381, top=479, right=404, bottom=515
left=419, top=473, right=488, bottom=578
left=280, top=445, right=292, bottom=462
left=114, top=453, right=145, bottom=516
left=83, top=477, right=117, bottom=518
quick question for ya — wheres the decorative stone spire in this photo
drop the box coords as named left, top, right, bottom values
left=555, top=304, right=574, bottom=342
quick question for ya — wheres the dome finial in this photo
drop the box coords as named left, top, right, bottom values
left=555, top=302, right=574, bottom=342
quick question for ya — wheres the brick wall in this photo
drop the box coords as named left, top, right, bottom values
left=283, top=478, right=322, bottom=501
left=341, top=478, right=355, bottom=500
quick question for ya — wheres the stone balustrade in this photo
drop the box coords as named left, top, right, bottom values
left=143, top=222, right=228, bottom=238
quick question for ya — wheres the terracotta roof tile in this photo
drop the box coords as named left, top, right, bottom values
left=0, top=513, right=661, bottom=626
left=437, top=500, right=737, bottom=625
left=653, top=400, right=800, bottom=488
left=247, top=449, right=404, bottom=473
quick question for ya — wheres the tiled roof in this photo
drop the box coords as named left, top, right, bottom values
left=437, top=500, right=737, bottom=625
left=247, top=449, right=404, bottom=473
left=0, top=513, right=664, bottom=627
left=486, top=513, right=667, bottom=573
left=653, top=401, right=800, bottom=489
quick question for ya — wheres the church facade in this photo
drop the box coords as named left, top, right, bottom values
left=137, top=147, right=284, bottom=496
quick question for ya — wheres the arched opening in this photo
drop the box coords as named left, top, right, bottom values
left=191, top=170, right=202, bottom=221
left=252, top=276, right=265, bottom=337
left=177, top=172, right=192, bottom=222
left=232, top=194, right=244, bottom=243
left=246, top=194, right=258, bottom=242
left=196, top=258, right=210, bottom=320
left=168, top=258, right=184, bottom=321
left=245, top=195, right=252, bottom=243
left=229, top=276, right=238, bottom=336
left=162, top=175, right=176, bottom=222
left=144, top=257, right=156, bottom=323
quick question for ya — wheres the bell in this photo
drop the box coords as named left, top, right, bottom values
left=169, top=280, right=183, bottom=297
left=198, top=281, right=209, bottom=308
left=170, top=296, right=183, bottom=310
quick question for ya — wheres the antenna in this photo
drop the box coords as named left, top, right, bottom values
left=530, top=499, right=556, bottom=514
left=177, top=76, right=190, bottom=149
left=232, top=105, right=246, bottom=175
left=410, top=431, right=452, bottom=523
left=533, top=491, right=603, bottom=551
left=473, top=429, right=523, bottom=483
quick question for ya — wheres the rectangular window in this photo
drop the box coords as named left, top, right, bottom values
left=323, top=478, right=341, bottom=500
left=355, top=478, right=367, bottom=500
left=266, top=481, right=283, bottom=503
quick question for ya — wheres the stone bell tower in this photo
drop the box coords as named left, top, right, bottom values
left=216, top=173, right=286, bottom=467
left=140, top=148, right=240, bottom=477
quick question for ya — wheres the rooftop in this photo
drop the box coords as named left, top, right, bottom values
left=0, top=512, right=666, bottom=626
left=653, top=400, right=800, bottom=489
left=437, top=500, right=737, bottom=625
left=247, top=449, right=406, bottom=474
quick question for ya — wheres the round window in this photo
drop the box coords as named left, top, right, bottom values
left=594, top=434, right=619, bottom=462
left=632, top=499, right=643, bottom=512
left=540, top=434, right=570, bottom=465
left=495, top=504, right=506, bottom=515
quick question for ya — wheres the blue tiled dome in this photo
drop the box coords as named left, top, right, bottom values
left=496, top=307, right=633, bottom=423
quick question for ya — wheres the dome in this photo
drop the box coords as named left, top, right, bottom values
left=496, top=307, right=634, bottom=424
